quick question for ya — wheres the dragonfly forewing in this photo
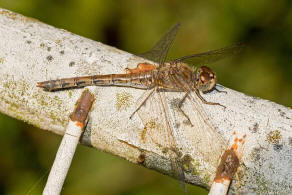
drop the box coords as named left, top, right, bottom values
left=171, top=42, right=244, bottom=67
left=138, top=23, right=181, bottom=66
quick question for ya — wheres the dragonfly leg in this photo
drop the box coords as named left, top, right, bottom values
left=214, top=87, right=227, bottom=94
left=166, top=73, right=194, bottom=126
left=129, top=88, right=156, bottom=119
left=176, top=92, right=194, bottom=126
left=195, top=89, right=226, bottom=109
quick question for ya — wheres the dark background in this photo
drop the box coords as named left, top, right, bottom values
left=0, top=0, right=291, bottom=194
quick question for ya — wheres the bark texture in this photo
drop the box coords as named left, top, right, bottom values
left=0, top=8, right=291, bottom=194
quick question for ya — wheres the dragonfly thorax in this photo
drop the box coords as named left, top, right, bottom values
left=195, top=66, right=217, bottom=92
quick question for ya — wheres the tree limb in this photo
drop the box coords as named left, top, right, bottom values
left=0, top=8, right=291, bottom=194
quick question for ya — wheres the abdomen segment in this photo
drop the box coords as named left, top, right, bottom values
left=37, top=72, right=155, bottom=91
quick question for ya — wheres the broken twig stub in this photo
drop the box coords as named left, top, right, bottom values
left=43, top=89, right=94, bottom=195
left=209, top=132, right=245, bottom=195
left=70, top=89, right=95, bottom=127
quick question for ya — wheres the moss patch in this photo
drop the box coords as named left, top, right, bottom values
left=0, top=74, right=69, bottom=128
left=115, top=91, right=133, bottom=111
left=266, top=130, right=282, bottom=144
left=182, top=154, right=193, bottom=172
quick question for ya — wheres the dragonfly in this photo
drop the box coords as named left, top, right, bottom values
left=37, top=23, right=243, bottom=190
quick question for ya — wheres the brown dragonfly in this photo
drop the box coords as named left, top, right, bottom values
left=37, top=23, right=243, bottom=124
left=37, top=23, right=243, bottom=190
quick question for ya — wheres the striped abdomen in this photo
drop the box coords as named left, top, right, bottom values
left=37, top=72, right=156, bottom=91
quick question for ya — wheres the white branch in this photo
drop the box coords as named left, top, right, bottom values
left=0, top=8, right=291, bottom=194
left=43, top=89, right=94, bottom=195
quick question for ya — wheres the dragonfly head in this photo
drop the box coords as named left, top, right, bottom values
left=195, top=66, right=216, bottom=92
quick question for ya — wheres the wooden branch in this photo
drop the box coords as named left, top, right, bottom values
left=0, top=8, right=291, bottom=194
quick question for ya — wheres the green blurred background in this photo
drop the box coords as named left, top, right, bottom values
left=0, top=0, right=291, bottom=194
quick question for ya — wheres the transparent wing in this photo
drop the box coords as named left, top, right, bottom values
left=136, top=89, right=186, bottom=189
left=158, top=91, right=186, bottom=191
left=170, top=71, right=227, bottom=166
left=171, top=42, right=244, bottom=67
left=136, top=78, right=227, bottom=187
left=137, top=23, right=181, bottom=67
